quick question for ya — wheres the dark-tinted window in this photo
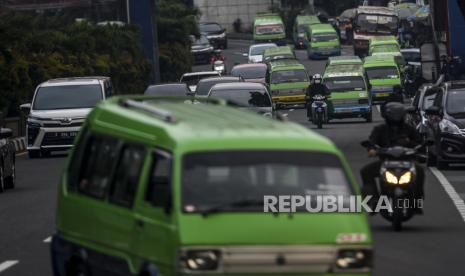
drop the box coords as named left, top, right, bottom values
left=145, top=84, right=188, bottom=96
left=110, top=145, right=146, bottom=208
left=231, top=66, right=266, bottom=79
left=199, top=23, right=222, bottom=33
left=324, top=76, right=366, bottom=92
left=366, top=66, right=399, bottom=80
left=33, top=85, right=103, bottom=110
left=209, top=89, right=271, bottom=107
left=271, top=69, right=308, bottom=84
left=146, top=151, right=172, bottom=208
left=446, top=90, right=465, bottom=115
left=196, top=78, right=240, bottom=96
left=78, top=136, right=119, bottom=198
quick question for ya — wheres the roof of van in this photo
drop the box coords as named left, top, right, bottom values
left=363, top=55, right=397, bottom=66
left=40, top=77, right=109, bottom=87
left=309, top=23, right=336, bottom=33
left=269, top=59, right=305, bottom=71
left=254, top=14, right=284, bottom=26
left=324, top=64, right=364, bottom=77
left=356, top=6, right=396, bottom=16
left=295, top=15, right=320, bottom=25
left=264, top=46, right=294, bottom=56
left=90, top=97, right=337, bottom=153
left=328, top=56, right=362, bottom=66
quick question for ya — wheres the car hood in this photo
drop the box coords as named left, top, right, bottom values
left=30, top=108, right=92, bottom=120
left=178, top=213, right=371, bottom=245
left=249, top=55, right=263, bottom=63
left=244, top=77, right=266, bottom=84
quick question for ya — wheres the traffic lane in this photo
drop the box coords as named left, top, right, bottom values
left=287, top=108, right=465, bottom=276
left=0, top=153, right=65, bottom=275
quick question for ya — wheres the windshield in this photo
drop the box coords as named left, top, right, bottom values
left=33, top=85, right=102, bottom=110
left=209, top=89, right=271, bottom=107
left=324, top=76, right=366, bottom=92
left=446, top=90, right=465, bottom=115
left=271, top=69, right=308, bottom=84
left=312, top=32, right=338, bottom=42
left=181, top=151, right=353, bottom=213
left=199, top=23, right=222, bottom=33
left=181, top=74, right=218, bottom=87
left=402, top=51, right=421, bottom=63
left=255, top=24, right=284, bottom=35
left=231, top=66, right=266, bottom=79
left=196, top=79, right=239, bottom=95
left=250, top=44, right=276, bottom=56
left=366, top=66, right=399, bottom=80
left=145, top=85, right=187, bottom=96
left=355, top=14, right=398, bottom=34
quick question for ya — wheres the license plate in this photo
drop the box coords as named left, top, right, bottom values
left=60, top=132, right=77, bottom=138
left=338, top=109, right=353, bottom=113
left=376, top=93, right=389, bottom=97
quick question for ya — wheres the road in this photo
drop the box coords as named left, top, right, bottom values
left=1, top=39, right=465, bottom=275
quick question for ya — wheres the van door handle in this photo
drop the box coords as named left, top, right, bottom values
left=136, top=219, right=144, bottom=228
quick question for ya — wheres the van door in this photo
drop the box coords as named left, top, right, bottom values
left=132, top=149, right=176, bottom=274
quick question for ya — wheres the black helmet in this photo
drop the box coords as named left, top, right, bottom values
left=384, top=102, right=406, bottom=123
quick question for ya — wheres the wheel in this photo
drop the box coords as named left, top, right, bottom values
left=365, top=111, right=373, bottom=123
left=392, top=200, right=403, bottom=231
left=316, top=113, right=323, bottom=129
left=28, top=150, right=40, bottom=159
left=0, top=166, right=4, bottom=193
left=67, top=259, right=89, bottom=276
left=5, top=159, right=15, bottom=189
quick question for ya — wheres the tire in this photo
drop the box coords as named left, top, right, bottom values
left=67, top=259, right=89, bottom=276
left=316, top=113, right=323, bottom=129
left=0, top=166, right=4, bottom=193
left=28, top=150, right=40, bottom=159
left=5, top=159, right=15, bottom=189
left=392, top=198, right=403, bottom=231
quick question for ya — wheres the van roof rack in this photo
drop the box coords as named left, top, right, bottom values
left=119, top=99, right=178, bottom=124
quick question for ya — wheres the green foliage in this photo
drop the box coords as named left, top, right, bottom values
left=0, top=12, right=151, bottom=116
left=157, top=0, right=199, bottom=82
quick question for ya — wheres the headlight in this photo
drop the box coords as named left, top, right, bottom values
left=181, top=250, right=220, bottom=271
left=398, top=171, right=412, bottom=184
left=384, top=171, right=398, bottom=184
left=335, top=249, right=372, bottom=270
left=439, top=119, right=461, bottom=135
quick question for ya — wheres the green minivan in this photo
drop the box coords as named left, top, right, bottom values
left=267, top=59, right=310, bottom=106
left=51, top=96, right=372, bottom=276
left=323, top=64, right=372, bottom=122
left=363, top=55, right=402, bottom=103
left=253, top=13, right=287, bottom=46
left=293, top=15, right=320, bottom=49
left=326, top=56, right=363, bottom=70
left=306, top=23, right=341, bottom=59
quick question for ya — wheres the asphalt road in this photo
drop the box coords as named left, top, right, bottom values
left=1, top=39, right=465, bottom=275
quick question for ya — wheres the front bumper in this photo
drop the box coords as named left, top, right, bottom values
left=308, top=47, right=341, bottom=58
left=272, top=94, right=306, bottom=105
left=331, top=105, right=371, bottom=118
left=370, top=89, right=393, bottom=102
left=27, top=125, right=81, bottom=151
left=255, top=38, right=287, bottom=46
left=437, top=133, right=465, bottom=163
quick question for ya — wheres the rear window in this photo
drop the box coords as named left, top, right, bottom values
left=250, top=44, right=277, bottom=56
left=366, top=66, right=399, bottom=80
left=255, top=24, right=284, bottom=35
left=312, top=32, right=338, bottom=42
left=145, top=85, right=188, bottom=96
left=209, top=89, right=271, bottom=107
left=196, top=78, right=239, bottom=96
left=200, top=23, right=222, bottom=33
left=231, top=66, right=266, bottom=79
left=181, top=73, right=219, bottom=86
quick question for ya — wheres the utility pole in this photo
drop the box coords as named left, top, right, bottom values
left=150, top=0, right=161, bottom=83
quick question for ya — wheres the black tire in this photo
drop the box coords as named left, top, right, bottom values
left=365, top=111, right=373, bottom=123
left=28, top=150, right=40, bottom=159
left=317, top=113, right=323, bottom=129
left=68, top=259, right=89, bottom=276
left=5, top=159, right=15, bottom=189
left=392, top=198, right=403, bottom=231
left=0, top=166, right=4, bottom=193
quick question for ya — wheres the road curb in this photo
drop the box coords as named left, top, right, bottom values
left=12, top=137, right=26, bottom=153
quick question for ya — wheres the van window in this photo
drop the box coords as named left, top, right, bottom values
left=78, top=135, right=119, bottom=198
left=110, top=145, right=146, bottom=207
left=146, top=151, right=172, bottom=208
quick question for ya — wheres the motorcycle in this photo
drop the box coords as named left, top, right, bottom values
left=361, top=140, right=429, bottom=231
left=311, top=94, right=328, bottom=129
left=212, top=60, right=226, bottom=75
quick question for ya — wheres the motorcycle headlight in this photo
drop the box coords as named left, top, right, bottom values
left=335, top=249, right=373, bottom=270
left=439, top=119, right=461, bottom=135
left=384, top=171, right=398, bottom=184
left=181, top=250, right=220, bottom=272
left=398, top=171, right=412, bottom=184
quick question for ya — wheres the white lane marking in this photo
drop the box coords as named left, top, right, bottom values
left=0, top=260, right=19, bottom=273
left=43, top=236, right=51, bottom=243
left=430, top=167, right=465, bottom=221
left=376, top=105, right=381, bottom=113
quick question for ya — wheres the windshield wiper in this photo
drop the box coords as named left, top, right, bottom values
left=201, top=199, right=263, bottom=217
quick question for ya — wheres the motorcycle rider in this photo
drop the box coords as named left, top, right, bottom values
left=306, top=74, right=330, bottom=119
left=210, top=49, right=225, bottom=65
left=360, top=102, right=425, bottom=211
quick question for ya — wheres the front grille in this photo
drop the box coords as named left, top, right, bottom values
left=42, top=121, right=83, bottom=127
left=42, top=132, right=76, bottom=146
left=332, top=99, right=360, bottom=106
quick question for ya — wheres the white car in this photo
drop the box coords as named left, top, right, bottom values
left=180, top=71, right=220, bottom=92
left=20, top=77, right=113, bottom=158
left=245, top=43, right=278, bottom=63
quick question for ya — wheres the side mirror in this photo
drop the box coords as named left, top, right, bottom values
left=406, top=106, right=417, bottom=114
left=20, top=103, right=31, bottom=113
left=0, top=128, right=13, bottom=139
left=425, top=106, right=442, bottom=116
